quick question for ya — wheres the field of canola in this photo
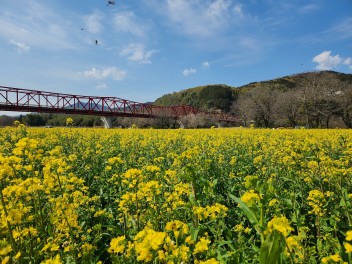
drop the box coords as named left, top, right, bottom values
left=1, top=126, right=352, bottom=264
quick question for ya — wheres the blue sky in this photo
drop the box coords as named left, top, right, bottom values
left=1, top=0, right=351, bottom=108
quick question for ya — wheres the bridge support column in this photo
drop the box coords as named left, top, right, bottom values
left=100, top=116, right=113, bottom=128
left=177, top=121, right=185, bottom=129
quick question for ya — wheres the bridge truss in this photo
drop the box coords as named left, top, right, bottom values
left=0, top=85, right=238, bottom=123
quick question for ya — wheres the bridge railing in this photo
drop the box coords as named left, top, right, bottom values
left=0, top=86, right=155, bottom=117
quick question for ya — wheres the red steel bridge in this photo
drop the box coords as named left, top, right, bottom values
left=0, top=85, right=237, bottom=126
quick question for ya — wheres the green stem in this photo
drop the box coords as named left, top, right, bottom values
left=259, top=201, right=265, bottom=244
left=55, top=173, right=78, bottom=263
left=0, top=183, right=17, bottom=252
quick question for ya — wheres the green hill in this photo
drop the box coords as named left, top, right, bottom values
left=154, top=84, right=237, bottom=112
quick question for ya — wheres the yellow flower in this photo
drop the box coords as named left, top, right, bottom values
left=50, top=244, right=60, bottom=251
left=269, top=198, right=278, bottom=207
left=0, top=245, right=12, bottom=256
left=346, top=231, right=352, bottom=241
left=330, top=254, right=341, bottom=262
left=195, top=258, right=220, bottom=264
left=240, top=190, right=261, bottom=206
left=15, top=252, right=21, bottom=259
left=81, top=243, right=94, bottom=253
left=158, top=250, right=166, bottom=260
left=344, top=242, right=352, bottom=253
left=267, top=215, right=293, bottom=237
left=172, top=245, right=189, bottom=261
left=233, top=224, right=244, bottom=232
left=41, top=254, right=62, bottom=264
left=244, top=227, right=252, bottom=234
left=321, top=257, right=329, bottom=264
left=1, top=256, right=10, bottom=264
left=66, top=118, right=74, bottom=126
left=185, top=235, right=195, bottom=245
left=194, top=237, right=211, bottom=254
left=108, top=236, right=125, bottom=254
left=307, top=190, right=326, bottom=216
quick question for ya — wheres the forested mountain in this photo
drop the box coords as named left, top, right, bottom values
left=154, top=71, right=352, bottom=128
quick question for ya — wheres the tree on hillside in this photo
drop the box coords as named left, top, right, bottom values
left=248, top=85, right=280, bottom=127
left=335, top=81, right=352, bottom=128
left=198, top=85, right=235, bottom=112
left=274, top=90, right=302, bottom=127
left=179, top=113, right=216, bottom=128
left=297, top=72, right=340, bottom=128
left=231, top=95, right=252, bottom=127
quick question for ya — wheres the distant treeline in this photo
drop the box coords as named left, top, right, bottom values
left=0, top=113, right=227, bottom=129
left=0, top=114, right=102, bottom=127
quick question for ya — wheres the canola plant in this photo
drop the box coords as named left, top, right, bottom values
left=1, top=125, right=352, bottom=263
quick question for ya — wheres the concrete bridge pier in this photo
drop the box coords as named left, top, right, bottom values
left=100, top=116, right=113, bottom=128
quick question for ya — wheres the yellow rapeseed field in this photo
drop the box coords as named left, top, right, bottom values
left=1, top=125, right=352, bottom=263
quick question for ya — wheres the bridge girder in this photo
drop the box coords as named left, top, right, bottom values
left=0, top=85, right=238, bottom=123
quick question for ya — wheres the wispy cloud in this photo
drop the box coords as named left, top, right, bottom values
left=202, top=61, right=210, bottom=69
left=113, top=11, right=146, bottom=37
left=312, top=51, right=351, bottom=70
left=298, top=4, right=320, bottom=14
left=83, top=10, right=104, bottom=34
left=233, top=3, right=244, bottom=17
left=326, top=17, right=352, bottom=40
left=9, top=40, right=29, bottom=53
left=119, top=43, right=157, bottom=64
left=0, top=1, right=77, bottom=50
left=151, top=0, right=234, bottom=38
left=96, top=82, right=107, bottom=89
left=182, top=68, right=197, bottom=76
left=83, top=67, right=126, bottom=80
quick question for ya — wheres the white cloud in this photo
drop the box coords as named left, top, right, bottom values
left=83, top=67, right=126, bottom=80
left=83, top=10, right=104, bottom=34
left=344, top=58, right=352, bottom=65
left=96, top=82, right=107, bottom=89
left=182, top=68, right=196, bottom=76
left=119, top=43, right=157, bottom=64
left=312, top=51, right=343, bottom=70
left=113, top=11, right=145, bottom=37
left=9, top=40, right=29, bottom=53
left=155, top=0, right=232, bottom=37
left=202, top=61, right=210, bottom=69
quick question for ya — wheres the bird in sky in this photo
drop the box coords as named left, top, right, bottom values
left=107, top=1, right=115, bottom=6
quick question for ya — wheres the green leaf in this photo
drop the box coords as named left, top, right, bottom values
left=340, top=197, right=346, bottom=207
left=229, top=194, right=259, bottom=226
left=190, top=226, right=200, bottom=241
left=217, top=240, right=235, bottom=251
left=259, top=230, right=283, bottom=264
